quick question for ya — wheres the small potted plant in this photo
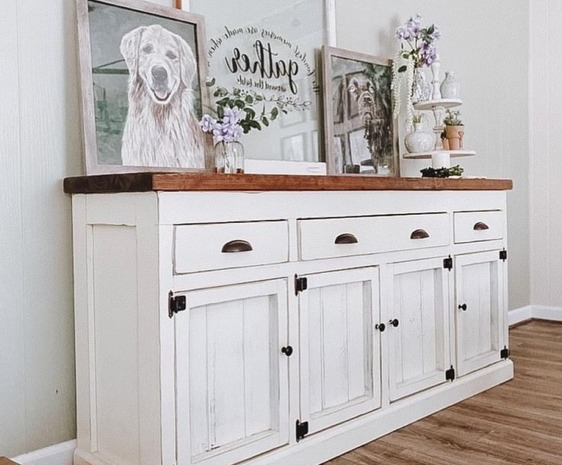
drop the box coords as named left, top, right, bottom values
left=443, top=109, right=464, bottom=150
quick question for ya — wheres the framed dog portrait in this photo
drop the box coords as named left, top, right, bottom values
left=322, top=46, right=399, bottom=176
left=76, top=0, right=208, bottom=174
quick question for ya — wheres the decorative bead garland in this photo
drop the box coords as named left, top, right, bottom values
left=391, top=53, right=415, bottom=129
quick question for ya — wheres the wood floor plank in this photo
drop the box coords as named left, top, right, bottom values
left=323, top=320, right=562, bottom=465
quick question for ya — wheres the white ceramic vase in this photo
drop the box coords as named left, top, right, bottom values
left=440, top=71, right=460, bottom=99
left=404, top=123, right=434, bottom=153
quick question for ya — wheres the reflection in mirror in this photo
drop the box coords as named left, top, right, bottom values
left=185, top=0, right=334, bottom=167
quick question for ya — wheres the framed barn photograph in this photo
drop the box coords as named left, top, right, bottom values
left=322, top=46, right=399, bottom=176
left=76, top=0, right=208, bottom=174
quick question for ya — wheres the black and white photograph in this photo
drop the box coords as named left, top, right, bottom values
left=76, top=0, right=208, bottom=173
left=322, top=46, right=398, bottom=175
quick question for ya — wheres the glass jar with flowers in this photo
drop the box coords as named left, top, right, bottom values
left=392, top=15, right=440, bottom=125
left=200, top=79, right=304, bottom=173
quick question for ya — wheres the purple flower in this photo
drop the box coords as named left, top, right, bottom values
left=420, top=42, right=437, bottom=66
left=222, top=106, right=242, bottom=126
left=395, top=14, right=440, bottom=68
left=201, top=107, right=243, bottom=143
left=200, top=114, right=217, bottom=133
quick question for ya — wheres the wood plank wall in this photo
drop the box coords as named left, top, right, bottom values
left=0, top=0, right=82, bottom=456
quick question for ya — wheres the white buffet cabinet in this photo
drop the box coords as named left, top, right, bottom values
left=67, top=174, right=513, bottom=465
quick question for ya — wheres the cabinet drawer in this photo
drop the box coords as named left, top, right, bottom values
left=299, top=213, right=450, bottom=260
left=454, top=211, right=504, bottom=243
left=174, top=221, right=289, bottom=273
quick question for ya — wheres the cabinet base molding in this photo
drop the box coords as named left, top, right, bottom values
left=247, top=361, right=514, bottom=465
left=72, top=362, right=512, bottom=465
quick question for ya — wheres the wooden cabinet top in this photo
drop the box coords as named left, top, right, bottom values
left=63, top=172, right=513, bottom=194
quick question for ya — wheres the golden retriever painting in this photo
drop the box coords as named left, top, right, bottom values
left=119, top=24, right=204, bottom=168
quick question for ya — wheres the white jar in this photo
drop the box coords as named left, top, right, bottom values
left=440, top=71, right=460, bottom=99
left=404, top=123, right=434, bottom=153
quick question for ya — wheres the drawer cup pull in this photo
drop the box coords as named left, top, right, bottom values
left=473, top=222, right=490, bottom=231
left=410, top=229, right=430, bottom=240
left=221, top=239, right=253, bottom=253
left=335, top=233, right=358, bottom=244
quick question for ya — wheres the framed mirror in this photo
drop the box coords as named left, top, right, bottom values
left=183, top=0, right=336, bottom=174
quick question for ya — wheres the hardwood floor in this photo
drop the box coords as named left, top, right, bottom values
left=323, top=320, right=562, bottom=465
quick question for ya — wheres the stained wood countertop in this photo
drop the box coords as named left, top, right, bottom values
left=63, top=172, right=513, bottom=194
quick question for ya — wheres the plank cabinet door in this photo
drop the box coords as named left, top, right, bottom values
left=387, top=257, right=451, bottom=402
left=455, top=251, right=505, bottom=377
left=299, top=267, right=381, bottom=434
left=175, top=279, right=289, bottom=465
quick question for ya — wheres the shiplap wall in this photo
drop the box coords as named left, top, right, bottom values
left=0, top=0, right=170, bottom=457
left=0, top=0, right=82, bottom=456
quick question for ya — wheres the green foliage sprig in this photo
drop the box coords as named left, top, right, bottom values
left=421, top=165, right=464, bottom=178
left=443, top=109, right=463, bottom=126
left=206, top=78, right=309, bottom=135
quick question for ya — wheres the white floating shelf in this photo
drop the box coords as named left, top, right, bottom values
left=402, top=150, right=476, bottom=160
left=414, top=98, right=463, bottom=110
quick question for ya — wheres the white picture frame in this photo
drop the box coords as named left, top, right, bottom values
left=76, top=0, right=209, bottom=174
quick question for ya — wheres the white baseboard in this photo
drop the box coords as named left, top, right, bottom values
left=509, top=304, right=562, bottom=326
left=508, top=305, right=533, bottom=326
left=12, top=440, right=75, bottom=465
left=532, top=305, right=562, bottom=321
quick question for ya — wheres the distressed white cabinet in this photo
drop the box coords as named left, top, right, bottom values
left=174, top=279, right=290, bottom=465
left=66, top=173, right=514, bottom=465
left=386, top=257, right=451, bottom=401
left=454, top=251, right=506, bottom=377
left=298, top=267, right=381, bottom=435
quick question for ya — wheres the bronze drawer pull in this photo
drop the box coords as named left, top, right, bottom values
left=473, top=222, right=490, bottom=231
left=410, top=229, right=430, bottom=240
left=221, top=239, right=253, bottom=253
left=335, top=233, right=358, bottom=244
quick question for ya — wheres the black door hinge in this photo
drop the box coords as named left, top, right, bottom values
left=296, top=420, right=309, bottom=442
left=295, top=275, right=308, bottom=295
left=445, top=365, right=455, bottom=381
left=500, top=249, right=508, bottom=261
left=168, top=291, right=187, bottom=318
left=443, top=256, right=453, bottom=271
left=500, top=346, right=510, bottom=359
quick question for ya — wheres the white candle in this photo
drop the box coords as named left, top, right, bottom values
left=432, top=151, right=450, bottom=169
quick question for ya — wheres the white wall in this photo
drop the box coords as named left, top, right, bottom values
left=0, top=0, right=170, bottom=457
left=336, top=0, right=530, bottom=311
left=529, top=0, right=562, bottom=308
left=0, top=0, right=531, bottom=458
left=0, top=0, right=81, bottom=456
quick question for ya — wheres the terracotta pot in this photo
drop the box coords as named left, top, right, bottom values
left=445, top=125, right=464, bottom=150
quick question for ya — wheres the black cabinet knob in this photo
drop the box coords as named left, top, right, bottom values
left=459, top=303, right=467, bottom=311
left=390, top=318, right=400, bottom=327
left=375, top=323, right=386, bottom=332
left=281, top=346, right=293, bottom=357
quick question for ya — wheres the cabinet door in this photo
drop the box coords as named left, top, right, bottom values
left=299, top=267, right=381, bottom=434
left=175, top=279, right=289, bottom=465
left=387, top=258, right=451, bottom=401
left=455, top=251, right=505, bottom=377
